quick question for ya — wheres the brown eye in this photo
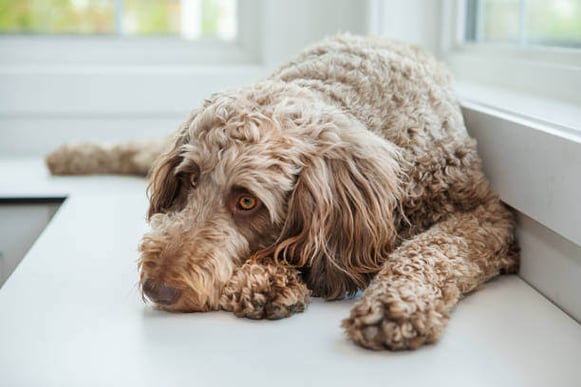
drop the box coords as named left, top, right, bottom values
left=190, top=174, right=199, bottom=188
left=237, top=194, right=258, bottom=211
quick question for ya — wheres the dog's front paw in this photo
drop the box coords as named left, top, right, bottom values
left=220, top=260, right=310, bottom=320
left=342, top=282, right=451, bottom=350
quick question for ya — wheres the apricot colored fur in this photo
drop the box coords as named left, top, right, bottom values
left=46, top=34, right=519, bottom=350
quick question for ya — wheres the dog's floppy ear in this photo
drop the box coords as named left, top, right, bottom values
left=146, top=120, right=194, bottom=220
left=268, top=126, right=403, bottom=299
left=147, top=151, right=182, bottom=220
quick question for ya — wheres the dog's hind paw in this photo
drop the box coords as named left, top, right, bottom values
left=220, top=259, right=311, bottom=320
left=45, top=142, right=109, bottom=175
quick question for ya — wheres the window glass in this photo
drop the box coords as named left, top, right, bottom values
left=465, top=0, right=581, bottom=48
left=0, top=0, right=237, bottom=40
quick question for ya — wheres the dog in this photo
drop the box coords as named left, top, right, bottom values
left=46, top=34, right=519, bottom=350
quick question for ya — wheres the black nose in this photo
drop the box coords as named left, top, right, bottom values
left=142, top=279, right=181, bottom=305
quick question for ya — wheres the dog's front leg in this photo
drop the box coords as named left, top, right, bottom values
left=220, top=258, right=311, bottom=320
left=342, top=197, right=519, bottom=350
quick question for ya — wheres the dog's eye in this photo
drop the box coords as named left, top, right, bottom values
left=190, top=174, right=199, bottom=188
left=236, top=194, right=258, bottom=211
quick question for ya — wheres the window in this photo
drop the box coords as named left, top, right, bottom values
left=442, top=0, right=581, bottom=105
left=464, top=0, right=581, bottom=48
left=0, top=0, right=237, bottom=40
left=0, top=0, right=260, bottom=66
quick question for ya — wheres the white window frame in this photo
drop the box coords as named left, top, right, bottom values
left=0, top=0, right=262, bottom=66
left=441, top=0, right=581, bottom=105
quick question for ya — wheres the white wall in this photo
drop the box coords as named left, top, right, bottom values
left=368, top=0, right=443, bottom=56
left=0, top=67, right=264, bottom=156
left=261, top=0, right=368, bottom=68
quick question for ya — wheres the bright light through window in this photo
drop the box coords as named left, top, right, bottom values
left=465, top=0, right=581, bottom=48
left=0, top=0, right=237, bottom=40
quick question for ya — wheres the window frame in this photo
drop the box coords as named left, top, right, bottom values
left=441, top=0, right=581, bottom=105
left=0, top=0, right=262, bottom=66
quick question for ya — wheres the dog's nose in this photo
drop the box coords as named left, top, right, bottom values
left=142, top=279, right=181, bottom=305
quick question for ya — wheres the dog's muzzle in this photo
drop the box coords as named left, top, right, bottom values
left=142, top=279, right=181, bottom=305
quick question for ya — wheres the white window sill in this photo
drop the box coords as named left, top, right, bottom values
left=456, top=81, right=581, bottom=141
left=456, top=82, right=581, bottom=322
left=0, top=36, right=261, bottom=67
left=455, top=81, right=581, bottom=247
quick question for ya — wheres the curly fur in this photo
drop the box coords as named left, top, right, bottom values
left=46, top=34, right=519, bottom=350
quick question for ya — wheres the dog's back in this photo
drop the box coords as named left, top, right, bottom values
left=271, top=34, right=464, bottom=148
left=272, top=34, right=491, bottom=234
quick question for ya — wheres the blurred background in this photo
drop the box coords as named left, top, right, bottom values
left=0, top=0, right=238, bottom=39
left=0, top=0, right=579, bottom=157
left=1, top=0, right=578, bottom=45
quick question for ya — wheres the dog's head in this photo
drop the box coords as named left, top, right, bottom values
left=138, top=83, right=402, bottom=312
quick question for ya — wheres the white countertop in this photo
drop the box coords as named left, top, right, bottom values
left=0, top=159, right=580, bottom=387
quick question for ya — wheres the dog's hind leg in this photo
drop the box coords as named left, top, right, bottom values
left=342, top=197, right=519, bottom=350
left=45, top=139, right=166, bottom=176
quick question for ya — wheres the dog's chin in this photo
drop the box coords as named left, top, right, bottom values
left=146, top=289, right=220, bottom=313
left=153, top=300, right=216, bottom=313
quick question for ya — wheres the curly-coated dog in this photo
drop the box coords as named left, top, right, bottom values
left=46, top=34, right=519, bottom=350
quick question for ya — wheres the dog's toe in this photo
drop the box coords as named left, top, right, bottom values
left=265, top=299, right=306, bottom=320
left=224, top=289, right=307, bottom=320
